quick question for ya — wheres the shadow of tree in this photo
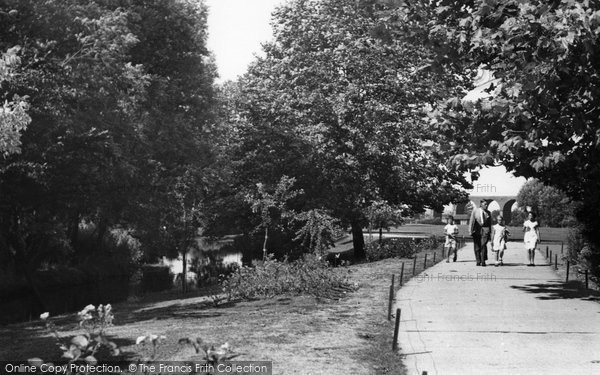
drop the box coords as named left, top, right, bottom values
left=511, top=281, right=600, bottom=301
left=117, top=301, right=224, bottom=325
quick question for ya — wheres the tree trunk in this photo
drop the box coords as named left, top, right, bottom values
left=96, top=218, right=108, bottom=250
left=181, top=250, right=187, bottom=293
left=351, top=220, right=365, bottom=259
left=9, top=231, right=46, bottom=315
left=262, top=226, right=269, bottom=260
left=69, top=211, right=80, bottom=252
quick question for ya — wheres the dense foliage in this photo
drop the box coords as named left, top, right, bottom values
left=515, top=179, right=577, bottom=227
left=222, top=254, right=354, bottom=300
left=0, top=0, right=217, bottom=311
left=410, top=0, right=600, bottom=278
left=222, top=0, right=469, bottom=258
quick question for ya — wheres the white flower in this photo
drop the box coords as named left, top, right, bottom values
left=136, top=336, right=147, bottom=345
left=40, top=312, right=49, bottom=320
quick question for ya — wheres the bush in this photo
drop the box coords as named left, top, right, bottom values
left=222, top=254, right=352, bottom=300
left=417, top=217, right=444, bottom=225
left=140, top=265, right=173, bottom=293
left=365, top=236, right=441, bottom=262
left=191, top=253, right=240, bottom=287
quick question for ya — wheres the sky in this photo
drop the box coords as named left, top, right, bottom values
left=203, top=0, right=528, bottom=197
left=467, top=165, right=526, bottom=197
left=204, top=0, right=285, bottom=82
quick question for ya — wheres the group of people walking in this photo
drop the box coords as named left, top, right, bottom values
left=443, top=199, right=541, bottom=266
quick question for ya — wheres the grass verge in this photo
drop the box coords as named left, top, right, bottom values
left=0, top=245, right=450, bottom=374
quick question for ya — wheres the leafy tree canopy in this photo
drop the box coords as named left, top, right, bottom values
left=228, top=0, right=469, bottom=258
left=416, top=0, right=600, bottom=276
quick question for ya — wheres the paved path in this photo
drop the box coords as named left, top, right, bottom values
left=395, top=241, right=600, bottom=375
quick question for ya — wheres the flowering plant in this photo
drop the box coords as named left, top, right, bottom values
left=34, top=304, right=119, bottom=366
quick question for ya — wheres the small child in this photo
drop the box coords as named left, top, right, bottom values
left=444, top=216, right=459, bottom=262
left=491, top=216, right=510, bottom=266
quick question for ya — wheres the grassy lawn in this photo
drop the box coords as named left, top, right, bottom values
left=10, top=226, right=569, bottom=373
left=1, top=254, right=434, bottom=374
left=383, top=224, right=570, bottom=243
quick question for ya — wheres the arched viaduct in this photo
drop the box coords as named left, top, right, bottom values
left=452, top=196, right=518, bottom=225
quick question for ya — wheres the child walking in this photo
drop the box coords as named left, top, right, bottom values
left=491, top=216, right=509, bottom=266
left=444, top=216, right=459, bottom=262
left=523, top=212, right=541, bottom=266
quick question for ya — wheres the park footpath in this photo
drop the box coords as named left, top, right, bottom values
left=394, top=241, right=600, bottom=375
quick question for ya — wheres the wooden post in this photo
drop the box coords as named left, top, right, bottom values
left=413, top=256, right=417, bottom=276
left=585, top=270, right=589, bottom=290
left=433, top=251, right=436, bottom=264
left=549, top=250, right=552, bottom=265
left=555, top=254, right=558, bottom=270
left=392, top=308, right=401, bottom=351
left=546, top=246, right=549, bottom=258
left=387, top=275, right=395, bottom=321
left=566, top=261, right=570, bottom=282
left=423, top=253, right=428, bottom=269
left=561, top=241, right=564, bottom=254
left=400, top=262, right=404, bottom=286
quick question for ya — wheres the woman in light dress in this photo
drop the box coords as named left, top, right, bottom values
left=523, top=212, right=541, bottom=266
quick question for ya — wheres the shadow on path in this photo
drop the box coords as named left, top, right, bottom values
left=511, top=281, right=600, bottom=301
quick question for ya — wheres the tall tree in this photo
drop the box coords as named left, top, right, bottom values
left=0, top=0, right=217, bottom=309
left=0, top=0, right=149, bottom=311
left=122, top=0, right=218, bottom=262
left=231, top=0, right=468, bottom=258
left=516, top=179, right=576, bottom=227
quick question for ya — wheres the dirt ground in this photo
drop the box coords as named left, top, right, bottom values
left=0, top=248, right=450, bottom=375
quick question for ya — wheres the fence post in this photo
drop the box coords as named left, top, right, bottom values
left=400, top=262, right=405, bottom=287
left=423, top=253, right=428, bottom=269
left=566, top=261, right=570, bottom=282
left=388, top=276, right=395, bottom=321
left=555, top=254, right=558, bottom=270
left=561, top=241, right=564, bottom=255
left=413, top=256, right=417, bottom=276
left=546, top=246, right=549, bottom=259
left=392, top=308, right=401, bottom=351
left=585, top=270, right=589, bottom=290
left=549, top=250, right=552, bottom=265
left=433, top=251, right=436, bottom=264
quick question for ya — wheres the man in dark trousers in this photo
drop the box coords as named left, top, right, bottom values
left=469, top=199, right=492, bottom=266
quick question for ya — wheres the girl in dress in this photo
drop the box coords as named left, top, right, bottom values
left=491, top=216, right=509, bottom=266
left=523, top=212, right=541, bottom=266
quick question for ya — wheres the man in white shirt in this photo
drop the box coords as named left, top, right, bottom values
left=469, top=199, right=492, bottom=266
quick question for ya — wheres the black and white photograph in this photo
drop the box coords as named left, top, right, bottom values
left=1, top=0, right=599, bottom=374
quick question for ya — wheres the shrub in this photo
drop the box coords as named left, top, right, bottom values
left=35, top=304, right=119, bottom=365
left=418, top=217, right=444, bottom=225
left=222, top=254, right=353, bottom=300
left=191, top=251, right=240, bottom=287
left=365, top=236, right=441, bottom=262
left=140, top=265, right=173, bottom=292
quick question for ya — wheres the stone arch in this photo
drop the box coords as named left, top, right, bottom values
left=502, top=199, right=517, bottom=225
left=487, top=200, right=502, bottom=222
